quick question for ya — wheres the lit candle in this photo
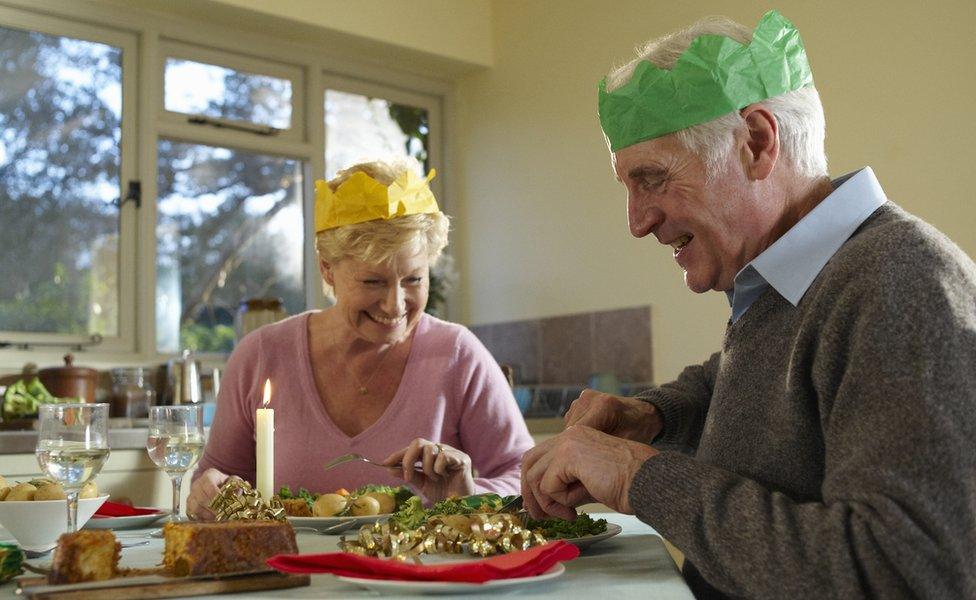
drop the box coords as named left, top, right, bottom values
left=255, top=379, right=274, bottom=500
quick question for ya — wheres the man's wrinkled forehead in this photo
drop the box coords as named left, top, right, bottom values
left=611, top=134, right=686, bottom=180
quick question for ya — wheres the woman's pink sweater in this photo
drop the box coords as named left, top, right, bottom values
left=194, top=312, right=533, bottom=496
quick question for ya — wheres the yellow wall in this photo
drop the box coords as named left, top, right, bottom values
left=454, top=0, right=976, bottom=383
left=210, top=0, right=494, bottom=68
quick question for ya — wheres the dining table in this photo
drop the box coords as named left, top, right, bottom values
left=2, top=513, right=695, bottom=598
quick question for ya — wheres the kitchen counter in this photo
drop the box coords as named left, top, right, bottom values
left=0, top=426, right=151, bottom=454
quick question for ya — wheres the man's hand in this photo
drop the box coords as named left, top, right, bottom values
left=564, top=389, right=663, bottom=443
left=186, top=468, right=232, bottom=521
left=521, top=425, right=657, bottom=520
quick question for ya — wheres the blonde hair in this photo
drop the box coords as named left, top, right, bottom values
left=606, top=15, right=828, bottom=178
left=314, top=159, right=450, bottom=297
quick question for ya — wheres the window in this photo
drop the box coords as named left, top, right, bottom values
left=0, top=5, right=444, bottom=363
left=324, top=89, right=430, bottom=179
left=165, top=59, right=293, bottom=130
left=157, top=45, right=308, bottom=354
left=0, top=12, right=137, bottom=351
left=155, top=142, right=304, bottom=354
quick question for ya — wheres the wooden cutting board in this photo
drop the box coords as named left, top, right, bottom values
left=17, top=569, right=310, bottom=599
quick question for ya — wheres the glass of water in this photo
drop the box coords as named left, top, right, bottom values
left=36, top=403, right=111, bottom=534
left=147, top=405, right=206, bottom=522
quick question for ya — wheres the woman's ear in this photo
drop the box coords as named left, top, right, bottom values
left=319, top=259, right=335, bottom=288
left=738, top=104, right=779, bottom=181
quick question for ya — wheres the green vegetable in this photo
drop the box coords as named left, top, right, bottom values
left=525, top=513, right=608, bottom=539
left=0, top=543, right=24, bottom=584
left=391, top=493, right=511, bottom=529
left=392, top=496, right=428, bottom=529
left=354, top=484, right=416, bottom=510
left=2, top=377, right=65, bottom=419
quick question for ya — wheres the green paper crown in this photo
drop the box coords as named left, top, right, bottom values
left=598, top=10, right=814, bottom=151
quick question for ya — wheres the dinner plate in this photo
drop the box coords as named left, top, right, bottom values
left=84, top=511, right=167, bottom=530
left=335, top=562, right=565, bottom=595
left=287, top=513, right=390, bottom=533
left=555, top=522, right=623, bottom=550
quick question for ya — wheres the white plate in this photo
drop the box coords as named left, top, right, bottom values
left=335, top=562, right=565, bottom=595
left=84, top=511, right=167, bottom=530
left=287, top=513, right=390, bottom=533
left=558, top=522, right=623, bottom=550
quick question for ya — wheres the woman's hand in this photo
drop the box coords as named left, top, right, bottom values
left=384, top=438, right=475, bottom=501
left=186, top=468, right=232, bottom=521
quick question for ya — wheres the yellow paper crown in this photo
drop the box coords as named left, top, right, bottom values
left=314, top=168, right=439, bottom=232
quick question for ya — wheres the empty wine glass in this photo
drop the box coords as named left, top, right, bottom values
left=36, top=403, right=111, bottom=534
left=147, top=405, right=205, bottom=522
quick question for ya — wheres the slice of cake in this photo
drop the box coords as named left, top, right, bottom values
left=49, top=530, right=120, bottom=584
left=163, top=521, right=298, bottom=577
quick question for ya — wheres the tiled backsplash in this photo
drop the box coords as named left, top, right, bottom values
left=470, top=305, right=653, bottom=386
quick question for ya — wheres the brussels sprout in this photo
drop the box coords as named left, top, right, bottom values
left=0, top=543, right=24, bottom=584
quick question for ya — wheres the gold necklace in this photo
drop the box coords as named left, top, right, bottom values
left=335, top=329, right=395, bottom=395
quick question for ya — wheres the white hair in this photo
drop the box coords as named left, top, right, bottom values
left=606, top=15, right=828, bottom=178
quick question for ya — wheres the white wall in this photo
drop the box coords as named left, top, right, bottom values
left=453, top=0, right=976, bottom=383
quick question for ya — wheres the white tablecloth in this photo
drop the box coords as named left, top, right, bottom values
left=3, top=513, right=694, bottom=599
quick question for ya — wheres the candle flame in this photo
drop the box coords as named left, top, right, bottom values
left=262, top=379, right=272, bottom=407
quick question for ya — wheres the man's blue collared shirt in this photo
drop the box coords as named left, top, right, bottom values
left=726, top=168, right=888, bottom=323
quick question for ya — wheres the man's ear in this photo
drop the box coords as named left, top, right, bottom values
left=739, top=104, right=779, bottom=181
left=319, top=259, right=335, bottom=288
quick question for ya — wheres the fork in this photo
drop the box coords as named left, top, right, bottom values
left=323, top=453, right=424, bottom=472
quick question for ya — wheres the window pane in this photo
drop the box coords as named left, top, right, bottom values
left=0, top=26, right=122, bottom=336
left=165, top=58, right=292, bottom=129
left=324, top=90, right=429, bottom=179
left=156, top=141, right=304, bottom=354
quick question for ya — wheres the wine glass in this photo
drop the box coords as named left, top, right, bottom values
left=35, top=403, right=111, bottom=534
left=147, top=405, right=206, bottom=522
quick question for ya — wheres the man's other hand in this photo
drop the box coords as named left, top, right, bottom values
left=564, top=389, right=663, bottom=443
left=521, top=425, right=657, bottom=520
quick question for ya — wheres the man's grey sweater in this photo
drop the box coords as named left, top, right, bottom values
left=631, top=203, right=976, bottom=599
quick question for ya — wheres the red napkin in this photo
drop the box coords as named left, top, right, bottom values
left=93, top=501, right=162, bottom=517
left=267, top=541, right=579, bottom=583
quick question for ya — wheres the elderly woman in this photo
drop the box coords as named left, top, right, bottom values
left=187, top=159, right=532, bottom=519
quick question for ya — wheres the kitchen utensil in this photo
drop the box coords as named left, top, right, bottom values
left=38, top=354, right=99, bottom=402
left=166, top=350, right=201, bottom=405
left=109, top=367, right=155, bottom=418
left=323, top=453, right=425, bottom=472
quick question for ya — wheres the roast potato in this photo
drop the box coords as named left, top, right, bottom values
left=350, top=495, right=381, bottom=516
left=313, top=493, right=348, bottom=517
left=0, top=487, right=9, bottom=501
left=6, top=482, right=37, bottom=501
left=80, top=480, right=98, bottom=499
left=34, top=482, right=66, bottom=500
left=364, top=492, right=396, bottom=514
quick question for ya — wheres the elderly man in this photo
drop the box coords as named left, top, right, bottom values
left=521, top=11, right=976, bottom=599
